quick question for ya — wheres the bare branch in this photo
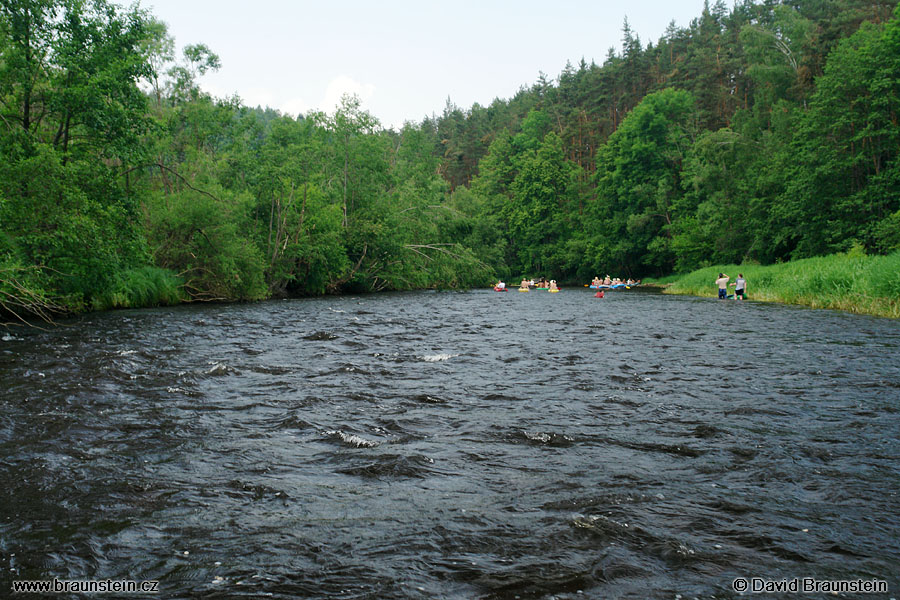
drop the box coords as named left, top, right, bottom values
left=396, top=204, right=464, bottom=217
left=404, top=244, right=493, bottom=271
left=121, top=162, right=225, bottom=203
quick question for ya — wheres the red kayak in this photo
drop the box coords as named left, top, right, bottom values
left=494, top=287, right=508, bottom=292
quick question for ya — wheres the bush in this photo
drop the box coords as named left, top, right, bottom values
left=146, top=189, right=268, bottom=301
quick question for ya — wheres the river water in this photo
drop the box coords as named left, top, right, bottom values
left=1, top=289, right=899, bottom=599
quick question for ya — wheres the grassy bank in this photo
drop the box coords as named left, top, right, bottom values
left=651, top=250, right=900, bottom=318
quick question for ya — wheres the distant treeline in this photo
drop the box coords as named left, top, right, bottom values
left=2, top=0, right=899, bottom=322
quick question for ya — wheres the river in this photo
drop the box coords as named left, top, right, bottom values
left=1, top=288, right=899, bottom=599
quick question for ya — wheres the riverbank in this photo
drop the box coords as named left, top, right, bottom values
left=648, top=250, right=900, bottom=318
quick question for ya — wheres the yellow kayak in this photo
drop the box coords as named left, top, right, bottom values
left=518, top=288, right=530, bottom=292
left=549, top=289, right=560, bottom=293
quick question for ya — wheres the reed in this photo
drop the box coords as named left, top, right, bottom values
left=654, top=250, right=900, bottom=319
left=95, top=267, right=185, bottom=310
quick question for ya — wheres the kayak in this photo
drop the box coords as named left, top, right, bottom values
left=518, top=288, right=529, bottom=292
left=534, top=287, right=549, bottom=290
left=493, top=287, right=507, bottom=292
left=548, top=289, right=560, bottom=293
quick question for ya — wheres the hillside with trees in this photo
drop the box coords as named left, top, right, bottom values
left=2, top=0, right=898, bottom=322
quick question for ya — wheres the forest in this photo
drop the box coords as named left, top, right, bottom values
left=2, top=0, right=899, bottom=321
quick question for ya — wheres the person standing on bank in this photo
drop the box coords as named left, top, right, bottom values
left=715, top=273, right=730, bottom=299
left=730, top=273, right=747, bottom=300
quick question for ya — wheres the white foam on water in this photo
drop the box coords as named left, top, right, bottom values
left=419, top=353, right=459, bottom=362
left=206, top=362, right=234, bottom=376
left=524, top=431, right=551, bottom=443
left=326, top=429, right=379, bottom=448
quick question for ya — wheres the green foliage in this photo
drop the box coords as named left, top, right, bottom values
left=672, top=128, right=761, bottom=271
left=0, top=143, right=149, bottom=310
left=0, top=0, right=165, bottom=317
left=505, top=129, right=576, bottom=275
left=740, top=5, right=816, bottom=105
left=242, top=115, right=348, bottom=295
left=779, top=18, right=900, bottom=259
left=145, top=187, right=268, bottom=301
left=589, top=88, right=696, bottom=276
left=445, top=186, right=507, bottom=278
left=866, top=209, right=900, bottom=254
left=338, top=122, right=493, bottom=291
left=134, top=89, right=491, bottom=299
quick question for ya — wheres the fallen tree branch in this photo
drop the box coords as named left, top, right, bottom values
left=0, top=266, right=67, bottom=327
left=403, top=244, right=492, bottom=270
left=327, top=243, right=368, bottom=292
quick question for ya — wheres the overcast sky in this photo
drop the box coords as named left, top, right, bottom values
left=141, top=0, right=708, bottom=129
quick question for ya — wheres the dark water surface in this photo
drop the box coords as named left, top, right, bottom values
left=2, top=289, right=899, bottom=599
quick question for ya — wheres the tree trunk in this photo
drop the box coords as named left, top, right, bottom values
left=342, top=134, right=349, bottom=228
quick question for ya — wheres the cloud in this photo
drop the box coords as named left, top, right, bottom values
left=278, top=97, right=312, bottom=119
left=236, top=87, right=276, bottom=109
left=203, top=82, right=277, bottom=109
left=199, top=76, right=377, bottom=121
left=209, top=83, right=310, bottom=118
left=320, top=75, right=376, bottom=114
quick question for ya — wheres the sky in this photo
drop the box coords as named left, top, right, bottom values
left=141, top=0, right=708, bottom=129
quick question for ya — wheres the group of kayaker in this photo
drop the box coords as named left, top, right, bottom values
left=495, top=274, right=644, bottom=293
left=517, top=277, right=559, bottom=291
left=517, top=277, right=558, bottom=291
left=496, top=272, right=750, bottom=301
left=590, top=275, right=640, bottom=287
left=493, top=277, right=559, bottom=292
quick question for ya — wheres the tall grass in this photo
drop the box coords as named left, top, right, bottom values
left=95, top=266, right=185, bottom=310
left=658, top=250, right=900, bottom=318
